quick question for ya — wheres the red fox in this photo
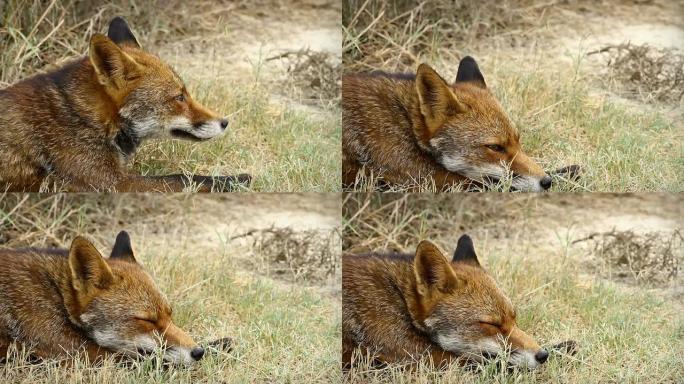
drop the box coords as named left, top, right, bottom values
left=342, top=235, right=549, bottom=369
left=0, top=231, right=209, bottom=365
left=343, top=57, right=552, bottom=191
left=0, top=17, right=250, bottom=192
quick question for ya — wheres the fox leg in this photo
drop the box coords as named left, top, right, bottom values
left=52, top=144, right=251, bottom=192
left=342, top=156, right=361, bottom=188
left=430, top=168, right=472, bottom=191
left=0, top=337, right=9, bottom=361
left=367, top=165, right=470, bottom=192
left=115, top=174, right=251, bottom=192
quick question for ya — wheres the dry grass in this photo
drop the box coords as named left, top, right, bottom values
left=0, top=193, right=342, bottom=383
left=342, top=192, right=684, bottom=383
left=1, top=0, right=341, bottom=192
left=342, top=0, right=684, bottom=192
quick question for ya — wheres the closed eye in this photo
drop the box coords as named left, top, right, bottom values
left=174, top=94, right=185, bottom=102
left=485, top=144, right=505, bottom=153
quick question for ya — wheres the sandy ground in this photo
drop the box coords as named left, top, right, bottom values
left=157, top=0, right=341, bottom=114
left=112, top=194, right=342, bottom=283
left=452, top=194, right=684, bottom=310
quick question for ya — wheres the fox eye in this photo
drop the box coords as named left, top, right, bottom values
left=174, top=94, right=185, bottom=102
left=485, top=144, right=505, bottom=153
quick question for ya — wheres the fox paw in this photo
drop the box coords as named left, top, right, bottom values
left=206, top=337, right=233, bottom=354
left=552, top=164, right=582, bottom=181
left=215, top=174, right=251, bottom=191
left=192, top=174, right=251, bottom=192
left=548, top=340, right=579, bottom=356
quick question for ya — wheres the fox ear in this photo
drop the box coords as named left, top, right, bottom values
left=452, top=234, right=480, bottom=267
left=414, top=240, right=458, bottom=296
left=110, top=231, right=136, bottom=263
left=107, top=17, right=141, bottom=49
left=69, top=236, right=114, bottom=293
left=416, top=64, right=466, bottom=139
left=455, top=56, right=486, bottom=89
left=89, top=33, right=142, bottom=89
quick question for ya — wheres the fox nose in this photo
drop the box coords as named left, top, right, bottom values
left=535, top=349, right=549, bottom=364
left=219, top=119, right=229, bottom=130
left=540, top=175, right=552, bottom=190
left=190, top=346, right=205, bottom=361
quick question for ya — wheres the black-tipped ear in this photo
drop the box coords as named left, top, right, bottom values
left=455, top=56, right=486, bottom=88
left=110, top=231, right=136, bottom=262
left=69, top=237, right=114, bottom=293
left=108, top=17, right=140, bottom=48
left=452, top=234, right=480, bottom=266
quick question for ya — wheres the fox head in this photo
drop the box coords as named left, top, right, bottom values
left=409, top=236, right=549, bottom=369
left=89, top=17, right=227, bottom=143
left=413, top=58, right=551, bottom=191
left=65, top=231, right=204, bottom=365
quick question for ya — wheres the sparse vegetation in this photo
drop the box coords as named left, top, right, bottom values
left=0, top=0, right=341, bottom=192
left=342, top=0, right=684, bottom=192
left=342, top=192, right=684, bottom=383
left=591, top=43, right=684, bottom=104
left=0, top=193, right=342, bottom=383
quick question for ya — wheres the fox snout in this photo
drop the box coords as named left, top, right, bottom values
left=161, top=322, right=205, bottom=365
left=505, top=326, right=548, bottom=369
left=169, top=100, right=229, bottom=142
left=510, top=152, right=552, bottom=192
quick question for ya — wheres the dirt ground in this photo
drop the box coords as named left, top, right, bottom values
left=158, top=0, right=341, bottom=110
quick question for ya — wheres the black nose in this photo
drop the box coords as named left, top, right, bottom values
left=535, top=349, right=549, bottom=364
left=540, top=175, right=552, bottom=190
left=190, top=346, right=205, bottom=361
left=219, top=119, right=229, bottom=130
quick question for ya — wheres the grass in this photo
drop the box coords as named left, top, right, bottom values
left=0, top=0, right=340, bottom=192
left=342, top=193, right=684, bottom=383
left=0, top=193, right=342, bottom=383
left=342, top=0, right=684, bottom=192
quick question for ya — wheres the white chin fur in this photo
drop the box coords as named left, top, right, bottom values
left=438, top=153, right=543, bottom=192
left=164, top=347, right=196, bottom=365
left=430, top=329, right=502, bottom=361
left=90, top=330, right=196, bottom=365
left=438, top=154, right=504, bottom=182
left=511, top=176, right=543, bottom=192
left=190, top=120, right=225, bottom=139
left=90, top=331, right=158, bottom=356
left=509, top=350, right=540, bottom=369
left=169, top=116, right=224, bottom=140
left=427, top=325, right=541, bottom=370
